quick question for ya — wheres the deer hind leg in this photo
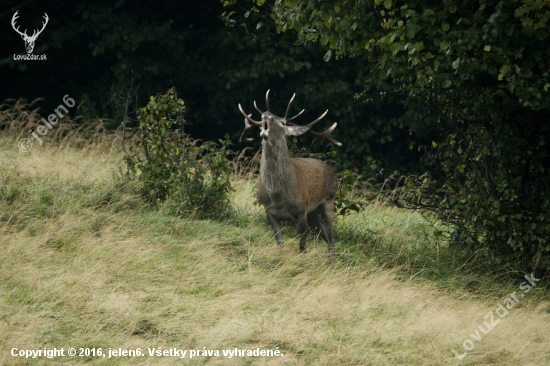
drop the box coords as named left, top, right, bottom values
left=308, top=203, right=336, bottom=264
left=297, top=214, right=308, bottom=252
left=266, top=210, right=284, bottom=246
left=307, top=206, right=329, bottom=242
left=324, top=201, right=336, bottom=265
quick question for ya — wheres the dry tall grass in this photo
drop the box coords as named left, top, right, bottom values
left=1, top=100, right=549, bottom=365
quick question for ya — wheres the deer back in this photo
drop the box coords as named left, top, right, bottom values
left=291, top=158, right=337, bottom=212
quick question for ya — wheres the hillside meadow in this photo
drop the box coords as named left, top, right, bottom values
left=1, top=124, right=550, bottom=365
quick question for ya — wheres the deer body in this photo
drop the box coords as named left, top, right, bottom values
left=239, top=92, right=341, bottom=264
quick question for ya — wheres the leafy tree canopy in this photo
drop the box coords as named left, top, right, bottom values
left=268, top=0, right=550, bottom=116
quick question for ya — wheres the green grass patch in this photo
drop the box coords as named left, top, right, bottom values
left=0, top=139, right=549, bottom=365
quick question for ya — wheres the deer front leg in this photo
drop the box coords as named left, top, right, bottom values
left=297, top=214, right=308, bottom=252
left=266, top=210, right=284, bottom=246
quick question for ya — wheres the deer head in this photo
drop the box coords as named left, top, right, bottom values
left=12, top=11, right=49, bottom=54
left=238, top=90, right=342, bottom=146
left=238, top=91, right=342, bottom=265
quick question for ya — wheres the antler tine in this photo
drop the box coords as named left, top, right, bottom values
left=253, top=100, right=263, bottom=115
left=284, top=93, right=296, bottom=120
left=284, top=93, right=306, bottom=122
left=286, top=108, right=305, bottom=122
left=285, top=111, right=341, bottom=146
left=307, top=122, right=342, bottom=146
left=239, top=114, right=255, bottom=142
left=238, top=103, right=262, bottom=126
left=306, top=109, right=329, bottom=127
left=265, top=89, right=270, bottom=112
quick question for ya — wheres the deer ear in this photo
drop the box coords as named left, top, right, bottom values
left=284, top=125, right=311, bottom=136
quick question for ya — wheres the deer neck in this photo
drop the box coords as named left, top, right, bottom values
left=260, top=137, right=295, bottom=193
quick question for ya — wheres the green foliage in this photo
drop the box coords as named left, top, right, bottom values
left=396, top=115, right=550, bottom=267
left=270, top=0, right=550, bottom=112
left=334, top=168, right=365, bottom=217
left=124, top=88, right=233, bottom=219
left=264, top=0, right=550, bottom=267
left=287, top=137, right=365, bottom=217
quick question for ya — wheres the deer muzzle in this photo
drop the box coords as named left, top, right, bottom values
left=260, top=112, right=272, bottom=138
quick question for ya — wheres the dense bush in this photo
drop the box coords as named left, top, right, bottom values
left=124, top=88, right=233, bottom=219
left=393, top=113, right=550, bottom=270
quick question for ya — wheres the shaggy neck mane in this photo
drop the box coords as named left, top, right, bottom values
left=260, top=137, right=295, bottom=194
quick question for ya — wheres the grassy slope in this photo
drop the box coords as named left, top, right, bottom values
left=1, top=138, right=549, bottom=365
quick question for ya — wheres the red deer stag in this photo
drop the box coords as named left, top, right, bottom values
left=238, top=90, right=341, bottom=264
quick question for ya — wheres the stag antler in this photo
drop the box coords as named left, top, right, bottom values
left=298, top=121, right=341, bottom=146
left=284, top=93, right=305, bottom=122
left=238, top=104, right=262, bottom=127
left=285, top=111, right=342, bottom=146
left=238, top=113, right=255, bottom=141
left=283, top=94, right=341, bottom=146
left=238, top=90, right=268, bottom=141
left=238, top=91, right=342, bottom=146
left=238, top=105, right=262, bottom=142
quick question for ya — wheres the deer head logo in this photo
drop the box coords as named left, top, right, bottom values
left=11, top=11, right=49, bottom=54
